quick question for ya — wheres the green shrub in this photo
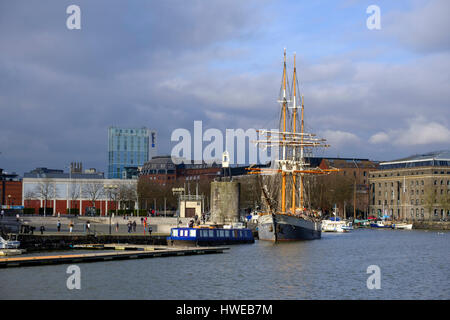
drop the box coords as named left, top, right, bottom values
left=23, top=208, right=35, bottom=215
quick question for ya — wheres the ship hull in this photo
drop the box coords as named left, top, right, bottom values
left=258, top=214, right=321, bottom=241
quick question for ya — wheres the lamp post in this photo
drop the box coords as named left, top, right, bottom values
left=104, top=184, right=118, bottom=235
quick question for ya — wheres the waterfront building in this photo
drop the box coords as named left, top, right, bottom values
left=140, top=156, right=178, bottom=185
left=22, top=165, right=137, bottom=215
left=139, top=155, right=256, bottom=185
left=108, top=127, right=157, bottom=179
left=0, top=169, right=22, bottom=208
left=368, top=151, right=450, bottom=221
left=319, top=158, right=379, bottom=216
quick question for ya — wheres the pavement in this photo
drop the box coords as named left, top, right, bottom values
left=0, top=214, right=193, bottom=235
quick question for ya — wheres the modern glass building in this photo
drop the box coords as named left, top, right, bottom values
left=108, top=127, right=157, bottom=179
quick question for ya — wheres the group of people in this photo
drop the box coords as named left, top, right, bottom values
left=124, top=219, right=152, bottom=235
left=126, top=220, right=137, bottom=233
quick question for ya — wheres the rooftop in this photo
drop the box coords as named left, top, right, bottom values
left=379, top=150, right=450, bottom=170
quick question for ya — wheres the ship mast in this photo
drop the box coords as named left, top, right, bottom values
left=300, top=94, right=305, bottom=209
left=247, top=49, right=339, bottom=215
left=281, top=48, right=287, bottom=213
left=291, top=53, right=297, bottom=213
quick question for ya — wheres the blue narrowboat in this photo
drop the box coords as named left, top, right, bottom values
left=167, top=227, right=255, bottom=246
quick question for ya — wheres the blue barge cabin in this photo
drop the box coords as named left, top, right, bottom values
left=167, top=227, right=255, bottom=246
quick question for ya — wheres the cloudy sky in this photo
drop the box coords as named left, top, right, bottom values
left=0, top=0, right=449, bottom=175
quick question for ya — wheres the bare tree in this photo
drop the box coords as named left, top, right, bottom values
left=68, top=183, right=81, bottom=213
left=34, top=178, right=58, bottom=216
left=23, top=189, right=36, bottom=208
left=82, top=183, right=104, bottom=209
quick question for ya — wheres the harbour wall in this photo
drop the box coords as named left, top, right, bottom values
left=17, top=234, right=168, bottom=251
left=412, top=221, right=450, bottom=231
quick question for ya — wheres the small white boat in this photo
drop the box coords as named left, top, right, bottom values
left=321, top=219, right=348, bottom=233
left=341, top=221, right=353, bottom=231
left=392, top=223, right=413, bottom=230
left=0, top=235, right=20, bottom=249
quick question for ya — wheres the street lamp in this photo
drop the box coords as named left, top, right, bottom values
left=104, top=184, right=118, bottom=235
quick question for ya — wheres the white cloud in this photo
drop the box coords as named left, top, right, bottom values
left=386, top=0, right=450, bottom=53
left=369, top=117, right=450, bottom=146
left=321, top=130, right=360, bottom=148
left=369, top=132, right=390, bottom=144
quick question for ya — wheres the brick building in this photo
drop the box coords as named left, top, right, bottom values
left=0, top=169, right=22, bottom=208
left=22, top=166, right=137, bottom=215
left=319, top=158, right=379, bottom=216
left=368, top=151, right=450, bottom=221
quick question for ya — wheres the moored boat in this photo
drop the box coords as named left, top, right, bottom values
left=248, top=49, right=338, bottom=242
left=259, top=213, right=321, bottom=240
left=0, top=235, right=20, bottom=249
left=321, top=218, right=348, bottom=233
left=370, top=220, right=391, bottom=228
left=167, top=227, right=254, bottom=246
left=392, top=223, right=413, bottom=230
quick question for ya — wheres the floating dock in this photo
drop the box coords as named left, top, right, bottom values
left=0, top=245, right=229, bottom=268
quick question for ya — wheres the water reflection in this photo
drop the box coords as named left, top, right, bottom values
left=1, top=229, right=448, bottom=299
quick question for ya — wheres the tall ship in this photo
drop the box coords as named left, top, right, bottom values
left=248, top=49, right=338, bottom=241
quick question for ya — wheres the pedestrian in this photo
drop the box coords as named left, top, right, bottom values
left=57, top=220, right=61, bottom=232
left=57, top=212, right=60, bottom=218
left=148, top=225, right=152, bottom=235
left=140, top=217, right=143, bottom=225
left=40, top=225, right=45, bottom=235
left=115, top=222, right=119, bottom=232
left=16, top=213, right=20, bottom=222
left=132, top=220, right=137, bottom=232
left=69, top=222, right=73, bottom=233
left=0, top=209, right=4, bottom=219
left=127, top=221, right=132, bottom=233
left=86, top=221, right=91, bottom=233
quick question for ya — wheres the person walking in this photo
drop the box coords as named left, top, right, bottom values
left=1, top=209, right=4, bottom=219
left=127, top=221, right=132, bottom=233
left=132, top=220, right=137, bottom=232
left=115, top=222, right=119, bottom=233
left=86, top=221, right=91, bottom=234
left=69, top=221, right=73, bottom=233
left=57, top=220, right=61, bottom=232
left=40, top=225, right=45, bottom=235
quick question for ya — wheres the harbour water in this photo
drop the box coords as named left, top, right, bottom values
left=1, top=229, right=448, bottom=300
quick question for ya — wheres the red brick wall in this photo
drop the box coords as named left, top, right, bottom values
left=0, top=180, right=22, bottom=206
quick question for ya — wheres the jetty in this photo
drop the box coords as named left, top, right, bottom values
left=0, top=244, right=229, bottom=268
